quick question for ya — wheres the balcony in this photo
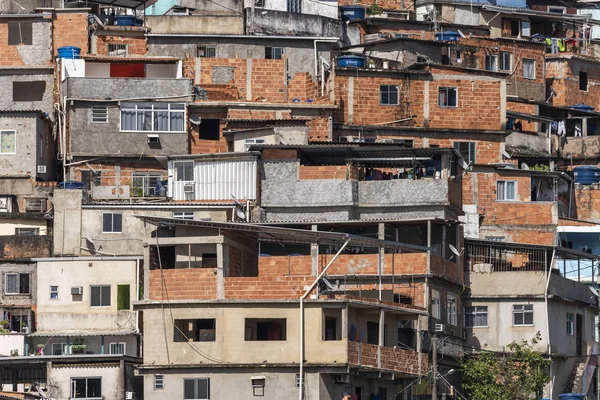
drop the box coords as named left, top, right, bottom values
left=64, top=77, right=192, bottom=101
left=348, top=340, right=427, bottom=376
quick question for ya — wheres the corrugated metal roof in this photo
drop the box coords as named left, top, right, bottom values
left=136, top=216, right=430, bottom=252
left=482, top=4, right=600, bottom=23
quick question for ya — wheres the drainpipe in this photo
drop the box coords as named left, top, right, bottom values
left=299, top=238, right=351, bottom=400
left=545, top=249, right=556, bottom=398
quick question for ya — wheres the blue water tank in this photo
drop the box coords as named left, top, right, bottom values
left=435, top=31, right=460, bottom=41
left=57, top=46, right=81, bottom=59
left=114, top=15, right=136, bottom=26
left=337, top=55, right=365, bottom=68
left=569, top=103, right=595, bottom=112
left=59, top=181, right=86, bottom=190
left=558, top=394, right=586, bottom=400
left=574, top=166, right=600, bottom=185
left=341, top=6, right=366, bottom=21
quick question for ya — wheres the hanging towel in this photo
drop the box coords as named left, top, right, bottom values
left=558, top=120, right=566, bottom=136
left=557, top=38, right=566, bottom=52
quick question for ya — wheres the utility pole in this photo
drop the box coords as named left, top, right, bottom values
left=432, top=334, right=437, bottom=400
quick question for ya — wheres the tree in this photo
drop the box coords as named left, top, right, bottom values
left=461, top=332, right=551, bottom=400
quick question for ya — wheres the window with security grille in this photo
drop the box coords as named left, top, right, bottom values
left=107, top=44, right=128, bottom=56
left=132, top=172, right=163, bottom=197
left=197, top=44, right=216, bottom=58
left=109, top=342, right=126, bottom=354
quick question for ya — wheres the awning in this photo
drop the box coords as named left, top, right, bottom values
left=136, top=216, right=430, bottom=252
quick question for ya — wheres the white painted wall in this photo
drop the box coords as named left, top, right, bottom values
left=36, top=259, right=138, bottom=333
left=146, top=63, right=179, bottom=78
left=85, top=62, right=110, bottom=77
left=0, top=219, right=47, bottom=236
left=243, top=0, right=338, bottom=19
left=48, top=364, right=123, bottom=400
left=0, top=334, right=25, bottom=356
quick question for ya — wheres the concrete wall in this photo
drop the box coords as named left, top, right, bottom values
left=246, top=8, right=343, bottom=36
left=0, top=18, right=53, bottom=67
left=244, top=0, right=339, bottom=19
left=145, top=15, right=244, bottom=35
left=0, top=70, right=54, bottom=115
left=506, top=131, right=550, bottom=155
left=64, top=77, right=192, bottom=101
left=53, top=189, right=82, bottom=256
left=0, top=219, right=47, bottom=236
left=67, top=101, right=188, bottom=157
left=469, top=271, right=547, bottom=297
left=147, top=37, right=333, bottom=80
left=48, top=363, right=125, bottom=400
left=0, top=113, right=54, bottom=180
left=0, top=334, right=25, bottom=356
left=179, top=0, right=242, bottom=12
left=231, top=127, right=309, bottom=151
left=141, top=303, right=348, bottom=366
left=36, top=259, right=137, bottom=333
left=547, top=297, right=596, bottom=355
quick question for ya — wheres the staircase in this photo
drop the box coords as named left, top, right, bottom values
left=564, top=357, right=589, bottom=394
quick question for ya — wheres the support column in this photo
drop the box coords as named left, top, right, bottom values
left=143, top=244, right=150, bottom=300
left=378, top=223, right=385, bottom=301
left=378, top=309, right=385, bottom=369
left=311, top=225, right=319, bottom=276
left=101, top=335, right=105, bottom=354
left=66, top=336, right=71, bottom=355
left=342, top=304, right=348, bottom=339
left=216, top=243, right=225, bottom=300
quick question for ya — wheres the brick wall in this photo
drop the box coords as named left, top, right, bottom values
left=347, top=341, right=428, bottom=376
left=0, top=23, right=25, bottom=66
left=224, top=276, right=309, bottom=300
left=95, top=33, right=146, bottom=56
left=546, top=57, right=600, bottom=108
left=258, top=255, right=312, bottom=277
left=338, top=0, right=413, bottom=11
left=575, top=186, right=600, bottom=223
left=148, top=269, right=217, bottom=300
left=52, top=12, right=88, bottom=56
left=299, top=165, right=358, bottom=180
left=506, top=101, right=538, bottom=133
left=334, top=69, right=504, bottom=130
left=189, top=111, right=228, bottom=154
left=558, top=217, right=598, bottom=226
left=73, top=162, right=166, bottom=188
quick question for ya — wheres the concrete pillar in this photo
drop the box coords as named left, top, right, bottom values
left=441, top=153, right=450, bottom=179
left=347, top=76, right=354, bottom=124
left=378, top=223, right=385, bottom=301
left=195, top=57, right=201, bottom=85
left=143, top=244, right=150, bottom=300
left=342, top=304, right=348, bottom=339
left=423, top=80, right=430, bottom=126
left=101, top=335, right=105, bottom=354
left=311, top=224, right=319, bottom=276
left=216, top=243, right=225, bottom=300
left=66, top=336, right=70, bottom=355
left=246, top=59, right=253, bottom=101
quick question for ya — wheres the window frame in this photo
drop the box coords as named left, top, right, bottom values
left=52, top=342, right=66, bottom=355
left=120, top=102, right=186, bottom=133
left=513, top=304, right=534, bottom=326
left=379, top=85, right=399, bottom=106
left=90, top=285, right=111, bottom=307
left=70, top=377, right=102, bottom=400
left=464, top=306, right=488, bottom=328
left=102, top=212, right=123, bottom=233
left=244, top=138, right=265, bottom=151
left=446, top=294, right=457, bottom=326
left=173, top=212, right=194, bottom=220
left=50, top=285, right=59, bottom=300
left=265, top=46, right=284, bottom=60
left=438, top=87, right=458, bottom=108
left=154, top=374, right=164, bottom=390
left=174, top=161, right=194, bottom=182
left=183, top=377, right=210, bottom=400
left=567, top=312, right=574, bottom=336
left=0, top=130, right=16, bottom=155
left=7, top=21, right=32, bottom=45
left=485, top=54, right=497, bottom=72
left=109, top=342, right=126, bottom=354
left=5, top=273, right=30, bottom=295
left=499, top=52, right=512, bottom=71
left=431, top=289, right=441, bottom=319
left=15, top=227, right=39, bottom=236
left=580, top=71, right=588, bottom=91
left=496, top=180, right=517, bottom=201
left=453, top=142, right=476, bottom=166
left=131, top=171, right=163, bottom=197
left=107, top=43, right=128, bottom=57
left=522, top=58, right=536, bottom=80
left=90, top=106, right=108, bottom=124
left=197, top=43, right=217, bottom=58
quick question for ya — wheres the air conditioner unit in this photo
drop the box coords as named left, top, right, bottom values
left=434, top=323, right=445, bottom=333
left=71, top=286, right=83, bottom=295
left=147, top=134, right=160, bottom=144
left=125, top=392, right=133, bottom=400
left=338, top=135, right=361, bottom=143
left=335, top=374, right=350, bottom=384
left=184, top=184, right=195, bottom=193
left=37, top=165, right=47, bottom=174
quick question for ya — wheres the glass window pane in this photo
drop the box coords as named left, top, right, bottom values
left=113, top=214, right=122, bottom=233
left=91, top=286, right=101, bottom=307
left=184, top=379, right=195, bottom=399
left=524, top=312, right=534, bottom=325
left=19, top=274, right=29, bottom=294
left=497, top=181, right=505, bottom=200
left=87, top=378, right=101, bottom=397
left=506, top=181, right=516, bottom=200
left=438, top=89, right=446, bottom=105
left=103, top=213, right=113, bottom=232
left=6, top=274, right=17, bottom=293
left=74, top=379, right=86, bottom=398
left=1, top=131, right=16, bottom=153
left=170, top=111, right=184, bottom=132
left=448, top=88, right=457, bottom=106
left=101, top=285, right=111, bottom=306
left=514, top=312, right=523, bottom=325
left=389, top=88, right=398, bottom=105
left=380, top=89, right=389, bottom=105
left=198, top=379, right=209, bottom=399
left=155, top=110, right=169, bottom=131
left=170, top=103, right=185, bottom=110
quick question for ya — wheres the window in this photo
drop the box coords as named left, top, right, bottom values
left=522, top=59, right=535, bottom=79
left=184, top=378, right=210, bottom=400
left=107, top=44, right=127, bottom=56
left=265, top=47, right=284, bottom=60
left=50, top=285, right=59, bottom=300
left=0, top=130, right=16, bottom=154
left=175, top=161, right=194, bottom=182
left=13, top=81, right=45, bottom=102
left=580, top=71, right=588, bottom=91
left=447, top=295, right=457, bottom=325
left=438, top=87, right=457, bottom=107
left=198, top=119, right=220, bottom=140
left=432, top=289, right=441, bottom=319
left=197, top=44, right=216, bottom=58
left=287, top=0, right=301, bottom=13
left=548, top=6, right=565, bottom=13
left=81, top=170, right=102, bottom=190
left=496, top=180, right=517, bottom=201
left=120, top=103, right=185, bottom=132
left=513, top=304, right=534, bottom=325
left=510, top=20, right=520, bottom=36
left=109, top=342, right=126, bottom=354
left=25, top=198, right=46, bottom=213
left=70, top=377, right=102, bottom=399
left=454, top=142, right=476, bottom=165
left=567, top=312, right=574, bottom=335
left=102, top=212, right=122, bottom=233
left=91, top=106, right=108, bottom=123
left=132, top=172, right=162, bottom=197
left=52, top=343, right=66, bottom=355
left=499, top=52, right=512, bottom=71
left=154, top=375, right=164, bottom=390
left=380, top=85, right=399, bottom=105
left=173, top=212, right=194, bottom=220
left=521, top=20, right=531, bottom=37
left=117, top=284, right=130, bottom=310
left=244, top=138, right=265, bottom=151
left=464, top=306, right=488, bottom=327
left=245, top=318, right=286, bottom=341
left=7, top=22, right=32, bottom=45
left=90, top=285, right=111, bottom=307
left=15, top=228, right=39, bottom=236
left=485, top=54, right=497, bottom=72
left=5, top=273, right=29, bottom=295
left=174, top=319, right=216, bottom=342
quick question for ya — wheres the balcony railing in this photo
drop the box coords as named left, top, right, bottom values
left=347, top=340, right=427, bottom=376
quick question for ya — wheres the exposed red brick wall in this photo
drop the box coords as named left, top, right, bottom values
left=306, top=114, right=331, bottom=142
left=546, top=57, right=600, bottom=108
left=347, top=341, right=428, bottom=376
left=53, top=12, right=88, bottom=56
left=574, top=187, right=600, bottom=222
left=74, top=162, right=166, bottom=188
left=299, top=165, right=358, bottom=180
left=338, top=0, right=413, bottom=11
left=506, top=101, right=538, bottom=133
left=95, top=33, right=146, bottom=56
left=189, top=111, right=228, bottom=155
left=288, top=72, right=318, bottom=102
left=224, top=276, right=309, bottom=300
left=149, top=269, right=217, bottom=300
left=0, top=22, right=26, bottom=66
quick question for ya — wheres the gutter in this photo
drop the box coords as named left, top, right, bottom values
left=145, top=34, right=340, bottom=40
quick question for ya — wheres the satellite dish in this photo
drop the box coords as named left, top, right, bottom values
left=521, top=162, right=529, bottom=170
left=235, top=208, right=246, bottom=220
left=459, top=159, right=470, bottom=170
left=449, top=244, right=461, bottom=258
left=590, top=286, right=599, bottom=297
left=189, top=113, right=202, bottom=125
left=501, top=149, right=511, bottom=159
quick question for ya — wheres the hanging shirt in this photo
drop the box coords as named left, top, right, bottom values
left=558, top=120, right=566, bottom=136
